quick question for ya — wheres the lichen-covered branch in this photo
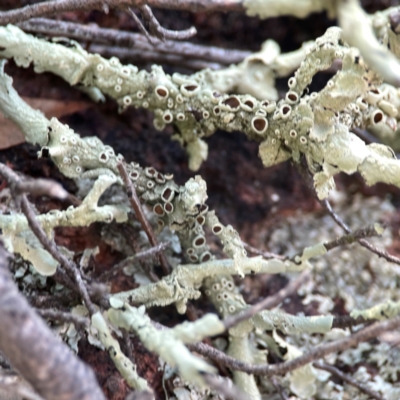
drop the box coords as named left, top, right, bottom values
left=107, top=299, right=224, bottom=387
left=91, top=312, right=151, bottom=392
left=2, top=25, right=400, bottom=199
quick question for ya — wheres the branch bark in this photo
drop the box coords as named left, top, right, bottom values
left=0, top=245, right=105, bottom=400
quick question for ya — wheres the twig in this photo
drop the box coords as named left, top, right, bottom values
left=0, top=0, right=244, bottom=25
left=331, top=315, right=374, bottom=329
left=203, top=374, right=247, bottom=400
left=0, top=163, right=97, bottom=315
left=97, top=241, right=170, bottom=281
left=36, top=308, right=89, bottom=330
left=125, top=390, right=155, bottom=400
left=321, top=199, right=400, bottom=265
left=0, top=244, right=106, bottom=400
left=0, top=378, right=45, bottom=400
left=189, top=316, right=400, bottom=376
left=19, top=197, right=97, bottom=315
left=117, top=162, right=171, bottom=275
left=323, top=224, right=384, bottom=251
left=89, top=43, right=222, bottom=70
left=18, top=18, right=249, bottom=65
left=390, top=8, right=400, bottom=33
left=122, top=329, right=135, bottom=362
left=27, top=291, right=80, bottom=310
left=138, top=5, right=197, bottom=41
left=126, top=6, right=156, bottom=45
left=242, top=241, right=285, bottom=260
left=270, top=377, right=289, bottom=400
left=313, top=362, right=384, bottom=400
left=0, top=163, right=68, bottom=199
left=223, top=270, right=311, bottom=330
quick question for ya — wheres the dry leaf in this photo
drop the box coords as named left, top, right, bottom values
left=0, top=97, right=91, bottom=150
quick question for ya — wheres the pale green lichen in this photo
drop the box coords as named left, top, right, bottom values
left=91, top=311, right=150, bottom=391
left=107, top=302, right=223, bottom=388
left=0, top=175, right=128, bottom=275
left=273, top=331, right=318, bottom=398
left=351, top=299, right=400, bottom=321
left=2, top=24, right=400, bottom=202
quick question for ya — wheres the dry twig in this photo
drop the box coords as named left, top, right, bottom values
left=223, top=270, right=311, bottom=330
left=321, top=199, right=400, bottom=265
left=0, top=0, right=244, bottom=25
left=313, top=362, right=384, bottom=400
left=0, top=245, right=105, bottom=400
left=97, top=241, right=170, bottom=281
left=138, top=4, right=197, bottom=41
left=242, top=242, right=285, bottom=260
left=117, top=162, right=171, bottom=275
left=0, top=163, right=97, bottom=315
left=190, top=316, right=400, bottom=376
left=203, top=374, right=247, bottom=400
left=36, top=308, right=89, bottom=330
left=18, top=18, right=249, bottom=65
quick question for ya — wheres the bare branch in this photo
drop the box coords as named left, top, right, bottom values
left=18, top=18, right=249, bottom=65
left=323, top=224, right=385, bottom=251
left=0, top=162, right=68, bottom=199
left=223, top=270, right=311, bottom=330
left=242, top=241, right=285, bottom=260
left=97, top=241, right=170, bottom=281
left=36, top=308, right=89, bottom=330
left=0, top=163, right=97, bottom=315
left=117, top=162, right=171, bottom=275
left=190, top=316, right=400, bottom=376
left=321, top=199, right=400, bottom=265
left=313, top=362, right=384, bottom=400
left=138, top=5, right=197, bottom=41
left=203, top=374, right=248, bottom=400
left=19, top=197, right=98, bottom=315
left=0, top=0, right=244, bottom=26
left=89, top=43, right=223, bottom=69
left=270, top=377, right=289, bottom=400
left=0, top=245, right=105, bottom=400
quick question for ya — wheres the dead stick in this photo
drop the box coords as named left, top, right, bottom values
left=117, top=162, right=170, bottom=275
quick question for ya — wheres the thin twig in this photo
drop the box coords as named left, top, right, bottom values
left=270, top=377, right=289, bottom=400
left=117, top=162, right=171, bottom=275
left=331, top=315, right=374, bottom=329
left=322, top=199, right=400, bottom=265
left=0, top=245, right=106, bottom=400
left=390, top=8, right=400, bottom=33
left=139, top=4, right=197, bottom=41
left=313, top=362, right=384, bottom=400
left=89, top=43, right=222, bottom=70
left=242, top=241, right=285, bottom=260
left=323, top=224, right=384, bottom=251
left=122, top=329, right=135, bottom=363
left=203, top=374, right=247, bottom=400
left=18, top=18, right=249, bottom=65
left=0, top=162, right=68, bottom=199
left=189, top=316, right=400, bottom=376
left=97, top=241, right=170, bottom=281
left=0, top=163, right=97, bottom=315
left=0, top=378, right=45, bottom=400
left=127, top=6, right=156, bottom=45
left=0, top=0, right=244, bottom=25
left=223, top=270, right=311, bottom=330
left=19, top=197, right=97, bottom=315
left=36, top=308, right=89, bottom=330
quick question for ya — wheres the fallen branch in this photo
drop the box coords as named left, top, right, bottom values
left=0, top=244, right=105, bottom=400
